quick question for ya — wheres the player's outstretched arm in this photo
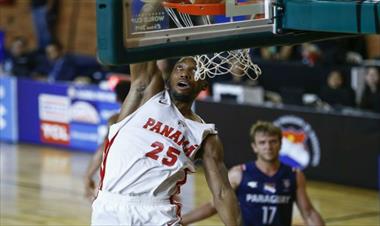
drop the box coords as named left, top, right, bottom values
left=181, top=202, right=217, bottom=225
left=117, top=0, right=166, bottom=121
left=84, top=114, right=119, bottom=201
left=295, top=170, right=325, bottom=226
left=118, top=61, right=165, bottom=121
left=84, top=142, right=104, bottom=201
left=201, top=135, right=242, bottom=226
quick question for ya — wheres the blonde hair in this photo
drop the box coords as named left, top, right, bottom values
left=249, top=121, right=282, bottom=143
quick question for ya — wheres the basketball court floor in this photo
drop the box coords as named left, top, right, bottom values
left=0, top=142, right=378, bottom=225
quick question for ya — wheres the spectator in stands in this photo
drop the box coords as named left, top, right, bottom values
left=359, top=67, right=380, bottom=113
left=1, top=37, right=36, bottom=77
left=317, top=37, right=367, bottom=65
left=31, top=0, right=59, bottom=51
left=45, top=42, right=77, bottom=82
left=257, top=46, right=297, bottom=61
left=301, top=43, right=322, bottom=66
left=319, top=70, right=355, bottom=109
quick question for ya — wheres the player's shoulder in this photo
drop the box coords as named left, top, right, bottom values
left=108, top=113, right=120, bottom=125
left=190, top=112, right=205, bottom=124
left=293, top=167, right=304, bottom=177
left=230, top=164, right=245, bottom=173
left=286, top=166, right=305, bottom=183
left=281, top=163, right=298, bottom=173
left=228, top=164, right=244, bottom=186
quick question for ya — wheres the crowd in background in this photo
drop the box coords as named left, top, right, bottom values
left=1, top=34, right=379, bottom=113
left=0, top=0, right=130, bottom=84
left=0, top=37, right=128, bottom=84
left=215, top=38, right=380, bottom=113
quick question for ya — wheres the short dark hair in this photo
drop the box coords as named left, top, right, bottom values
left=367, top=66, right=380, bottom=75
left=48, top=41, right=63, bottom=51
left=114, top=80, right=131, bottom=103
left=328, top=69, right=343, bottom=78
left=249, top=121, right=282, bottom=143
left=12, top=36, right=28, bottom=46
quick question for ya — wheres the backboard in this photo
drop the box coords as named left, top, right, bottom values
left=96, top=0, right=380, bottom=65
left=122, top=0, right=273, bottom=48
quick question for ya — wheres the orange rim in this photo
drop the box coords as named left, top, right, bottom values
left=163, top=2, right=225, bottom=16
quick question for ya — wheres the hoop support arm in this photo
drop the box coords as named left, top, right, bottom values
left=279, top=0, right=380, bottom=34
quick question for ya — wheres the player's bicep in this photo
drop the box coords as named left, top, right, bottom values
left=228, top=166, right=243, bottom=190
left=130, top=61, right=164, bottom=92
left=118, top=62, right=165, bottom=121
left=295, top=170, right=313, bottom=215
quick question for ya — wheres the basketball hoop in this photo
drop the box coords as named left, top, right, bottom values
left=163, top=0, right=262, bottom=81
left=162, top=2, right=225, bottom=16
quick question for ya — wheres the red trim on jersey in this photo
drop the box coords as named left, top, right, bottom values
left=168, top=169, right=189, bottom=226
left=98, top=131, right=120, bottom=191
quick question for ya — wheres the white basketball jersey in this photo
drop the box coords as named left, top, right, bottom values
left=99, top=90, right=217, bottom=199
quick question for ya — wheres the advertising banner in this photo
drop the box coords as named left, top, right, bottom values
left=17, top=79, right=68, bottom=145
left=17, top=79, right=120, bottom=152
left=67, top=85, right=119, bottom=151
left=39, top=93, right=71, bottom=146
left=70, top=123, right=100, bottom=152
left=129, top=0, right=169, bottom=33
left=274, top=115, right=321, bottom=170
left=0, top=30, right=4, bottom=63
left=0, top=76, right=18, bottom=142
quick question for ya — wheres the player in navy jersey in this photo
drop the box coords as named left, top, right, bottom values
left=182, top=121, right=325, bottom=226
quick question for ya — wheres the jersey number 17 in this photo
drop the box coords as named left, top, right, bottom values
left=262, top=206, right=277, bottom=224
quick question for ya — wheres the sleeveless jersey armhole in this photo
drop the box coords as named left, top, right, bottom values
left=108, top=91, right=165, bottom=138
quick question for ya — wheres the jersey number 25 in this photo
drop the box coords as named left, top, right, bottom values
left=145, top=141, right=180, bottom=166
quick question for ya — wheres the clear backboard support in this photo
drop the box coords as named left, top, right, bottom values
left=96, top=0, right=379, bottom=65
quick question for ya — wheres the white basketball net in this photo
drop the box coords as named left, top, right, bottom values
left=164, top=6, right=262, bottom=81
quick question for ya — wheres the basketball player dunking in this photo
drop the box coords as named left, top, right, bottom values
left=91, top=58, right=242, bottom=226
